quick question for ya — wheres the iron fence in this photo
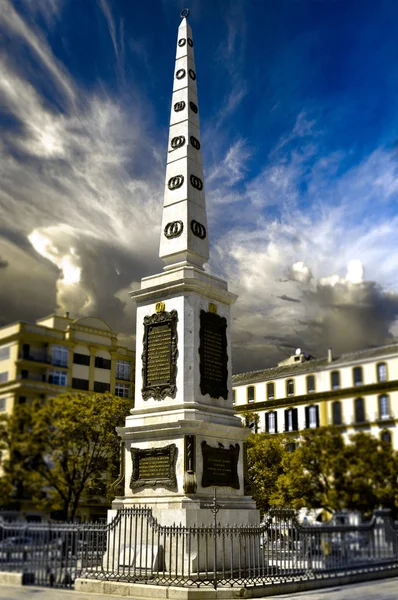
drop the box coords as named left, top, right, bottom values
left=0, top=506, right=396, bottom=589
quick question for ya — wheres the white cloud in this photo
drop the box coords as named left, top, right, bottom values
left=0, top=0, right=74, bottom=103
left=1, top=2, right=398, bottom=370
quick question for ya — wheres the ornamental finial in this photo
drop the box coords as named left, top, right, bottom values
left=180, top=8, right=190, bottom=19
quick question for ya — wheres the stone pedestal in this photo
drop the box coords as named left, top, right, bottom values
left=108, top=265, right=259, bottom=574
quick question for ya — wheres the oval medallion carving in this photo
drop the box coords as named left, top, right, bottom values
left=191, top=220, right=206, bottom=239
left=168, top=175, right=184, bottom=190
left=190, top=136, right=200, bottom=150
left=174, top=101, right=186, bottom=112
left=171, top=136, right=186, bottom=149
left=164, top=220, right=184, bottom=239
left=190, top=174, right=203, bottom=190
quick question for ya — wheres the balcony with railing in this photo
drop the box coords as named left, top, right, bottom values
left=18, top=371, right=47, bottom=382
left=19, top=348, right=50, bottom=364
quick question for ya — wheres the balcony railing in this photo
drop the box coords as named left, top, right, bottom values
left=19, top=351, right=50, bottom=364
left=19, top=372, right=47, bottom=382
left=19, top=352, right=68, bottom=368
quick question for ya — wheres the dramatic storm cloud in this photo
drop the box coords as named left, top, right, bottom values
left=1, top=0, right=398, bottom=371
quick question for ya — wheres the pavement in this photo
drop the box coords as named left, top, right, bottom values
left=0, top=578, right=397, bottom=600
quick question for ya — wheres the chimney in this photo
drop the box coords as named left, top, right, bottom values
left=327, top=347, right=333, bottom=363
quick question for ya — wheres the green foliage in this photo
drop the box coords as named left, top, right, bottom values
left=246, top=427, right=398, bottom=518
left=246, top=433, right=288, bottom=513
left=242, top=410, right=260, bottom=433
left=0, top=393, right=130, bottom=520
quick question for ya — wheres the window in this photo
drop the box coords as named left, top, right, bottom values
left=267, top=382, right=275, bottom=400
left=0, top=397, right=7, bottom=411
left=331, top=371, right=340, bottom=390
left=72, top=378, right=89, bottom=391
left=377, top=363, right=387, bottom=382
left=115, top=383, right=130, bottom=398
left=116, top=360, right=131, bottom=380
left=18, top=396, right=26, bottom=405
left=232, top=389, right=236, bottom=404
left=305, top=405, right=319, bottom=429
left=247, top=386, right=255, bottom=403
left=378, top=394, right=390, bottom=420
left=266, top=411, right=277, bottom=434
left=354, top=397, right=365, bottom=423
left=0, top=346, right=10, bottom=361
left=286, top=379, right=294, bottom=397
left=73, top=353, right=90, bottom=366
left=51, top=345, right=68, bottom=367
left=353, top=366, right=363, bottom=386
left=332, top=401, right=342, bottom=425
left=94, top=381, right=110, bottom=393
left=0, top=372, right=8, bottom=384
left=284, top=407, right=298, bottom=432
left=48, top=370, right=67, bottom=386
left=381, top=430, right=392, bottom=444
left=94, top=357, right=111, bottom=370
left=307, top=375, right=315, bottom=393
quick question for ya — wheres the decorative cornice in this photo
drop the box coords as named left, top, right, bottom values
left=130, top=275, right=237, bottom=306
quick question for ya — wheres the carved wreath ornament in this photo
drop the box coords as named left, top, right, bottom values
left=164, top=220, right=183, bottom=239
left=174, top=101, right=185, bottom=112
left=168, top=175, right=184, bottom=190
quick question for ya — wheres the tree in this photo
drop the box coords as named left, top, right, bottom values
left=242, top=410, right=260, bottom=433
left=0, top=393, right=130, bottom=520
left=245, top=432, right=289, bottom=514
left=275, top=427, right=349, bottom=513
left=343, top=431, right=398, bottom=518
left=245, top=428, right=398, bottom=518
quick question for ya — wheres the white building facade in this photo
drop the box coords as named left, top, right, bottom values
left=232, top=345, right=398, bottom=448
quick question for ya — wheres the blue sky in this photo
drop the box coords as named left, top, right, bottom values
left=1, top=0, right=398, bottom=371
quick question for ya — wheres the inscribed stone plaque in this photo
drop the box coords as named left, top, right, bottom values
left=141, top=310, right=178, bottom=401
left=130, top=444, right=177, bottom=490
left=201, top=441, right=240, bottom=489
left=199, top=310, right=228, bottom=399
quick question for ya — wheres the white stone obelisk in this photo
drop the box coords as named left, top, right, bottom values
left=113, top=9, right=259, bottom=531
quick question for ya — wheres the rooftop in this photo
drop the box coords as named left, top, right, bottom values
left=232, top=343, right=398, bottom=386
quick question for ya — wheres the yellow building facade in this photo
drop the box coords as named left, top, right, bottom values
left=233, top=345, right=398, bottom=449
left=0, top=313, right=135, bottom=520
left=0, top=314, right=135, bottom=415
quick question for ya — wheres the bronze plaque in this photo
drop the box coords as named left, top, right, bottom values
left=142, top=310, right=178, bottom=401
left=199, top=310, right=228, bottom=399
left=201, top=441, right=240, bottom=489
left=130, top=444, right=177, bottom=489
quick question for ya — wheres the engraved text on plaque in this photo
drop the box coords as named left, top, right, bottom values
left=199, top=310, right=228, bottom=399
left=142, top=310, right=178, bottom=401
left=130, top=444, right=177, bottom=489
left=201, top=441, right=240, bottom=489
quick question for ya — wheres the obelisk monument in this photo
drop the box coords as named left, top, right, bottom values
left=114, top=8, right=259, bottom=529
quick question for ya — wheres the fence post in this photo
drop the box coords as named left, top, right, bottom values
left=203, top=488, right=223, bottom=589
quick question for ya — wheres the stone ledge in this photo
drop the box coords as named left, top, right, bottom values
left=75, top=579, right=248, bottom=599
left=76, top=566, right=398, bottom=598
left=0, top=572, right=23, bottom=586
